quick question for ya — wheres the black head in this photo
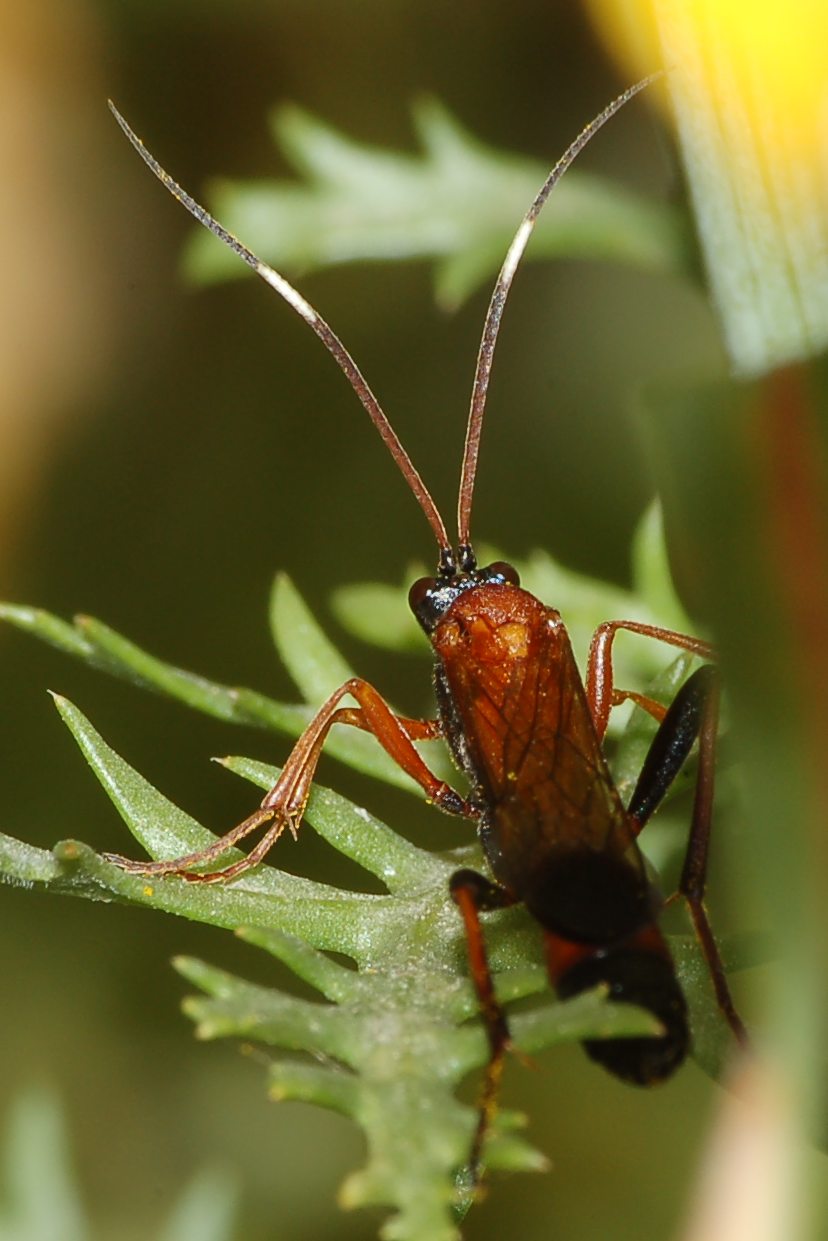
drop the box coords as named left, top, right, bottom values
left=408, top=554, right=520, bottom=635
left=556, top=947, right=689, bottom=1085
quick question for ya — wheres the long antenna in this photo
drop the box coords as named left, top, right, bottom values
left=456, top=74, right=659, bottom=553
left=109, top=102, right=452, bottom=558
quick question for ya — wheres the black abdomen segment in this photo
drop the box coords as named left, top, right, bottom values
left=555, top=943, right=689, bottom=1085
left=523, top=848, right=658, bottom=944
left=533, top=851, right=689, bottom=1085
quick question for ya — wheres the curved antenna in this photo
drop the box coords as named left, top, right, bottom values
left=109, top=102, right=452, bottom=558
left=456, top=74, right=660, bottom=552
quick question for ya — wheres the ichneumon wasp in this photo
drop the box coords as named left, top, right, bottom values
left=106, top=77, right=747, bottom=1182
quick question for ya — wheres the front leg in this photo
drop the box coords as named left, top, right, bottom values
left=104, top=677, right=474, bottom=882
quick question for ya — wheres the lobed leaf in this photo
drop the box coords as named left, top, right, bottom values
left=183, top=99, right=690, bottom=308
left=0, top=529, right=753, bottom=1238
left=0, top=678, right=699, bottom=1239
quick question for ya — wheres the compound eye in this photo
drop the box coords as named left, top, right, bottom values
left=487, top=561, right=520, bottom=587
left=408, top=576, right=436, bottom=614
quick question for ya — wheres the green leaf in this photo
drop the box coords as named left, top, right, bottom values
left=220, top=756, right=444, bottom=894
left=0, top=601, right=305, bottom=730
left=630, top=501, right=694, bottom=634
left=268, top=572, right=448, bottom=791
left=173, top=952, right=659, bottom=1241
left=184, top=98, right=690, bottom=307
left=333, top=534, right=690, bottom=694
left=0, top=833, right=62, bottom=886
left=156, top=1168, right=239, bottom=1241
left=269, top=571, right=354, bottom=701
left=0, top=582, right=439, bottom=794
left=0, top=547, right=752, bottom=1237
left=0, top=685, right=684, bottom=1240
left=0, top=1089, right=239, bottom=1241
left=331, top=572, right=426, bottom=655
left=0, top=1089, right=87, bottom=1241
left=670, top=931, right=743, bottom=1081
left=0, top=604, right=98, bottom=663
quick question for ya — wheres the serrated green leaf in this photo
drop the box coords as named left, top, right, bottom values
left=0, top=586, right=446, bottom=795
left=267, top=1061, right=361, bottom=1117
left=0, top=600, right=307, bottom=730
left=220, top=755, right=445, bottom=893
left=184, top=99, right=690, bottom=307
left=175, top=941, right=660, bottom=1241
left=3, top=689, right=690, bottom=1238
left=0, top=555, right=752, bottom=1239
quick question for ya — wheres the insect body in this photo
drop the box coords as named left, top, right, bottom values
left=415, top=572, right=694, bottom=1085
left=107, top=80, right=746, bottom=1178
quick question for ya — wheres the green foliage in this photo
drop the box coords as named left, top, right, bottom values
left=183, top=99, right=691, bottom=308
left=0, top=1089, right=239, bottom=1241
left=332, top=504, right=693, bottom=670
left=0, top=510, right=752, bottom=1239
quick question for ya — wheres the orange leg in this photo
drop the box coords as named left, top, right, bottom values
left=104, top=678, right=472, bottom=882
left=586, top=619, right=715, bottom=740
left=449, top=868, right=517, bottom=1186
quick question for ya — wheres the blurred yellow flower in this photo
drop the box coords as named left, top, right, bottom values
left=590, top=0, right=828, bottom=158
left=586, top=1, right=828, bottom=375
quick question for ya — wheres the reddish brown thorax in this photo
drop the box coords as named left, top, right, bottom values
left=430, top=581, right=639, bottom=898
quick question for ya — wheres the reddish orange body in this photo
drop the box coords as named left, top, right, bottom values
left=433, top=582, right=636, bottom=891
left=410, top=564, right=690, bottom=1091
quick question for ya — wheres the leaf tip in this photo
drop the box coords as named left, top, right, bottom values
left=337, top=1169, right=373, bottom=1211
left=172, top=954, right=196, bottom=978
left=53, top=839, right=82, bottom=864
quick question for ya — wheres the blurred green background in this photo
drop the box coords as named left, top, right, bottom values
left=0, top=2, right=727, bottom=1238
